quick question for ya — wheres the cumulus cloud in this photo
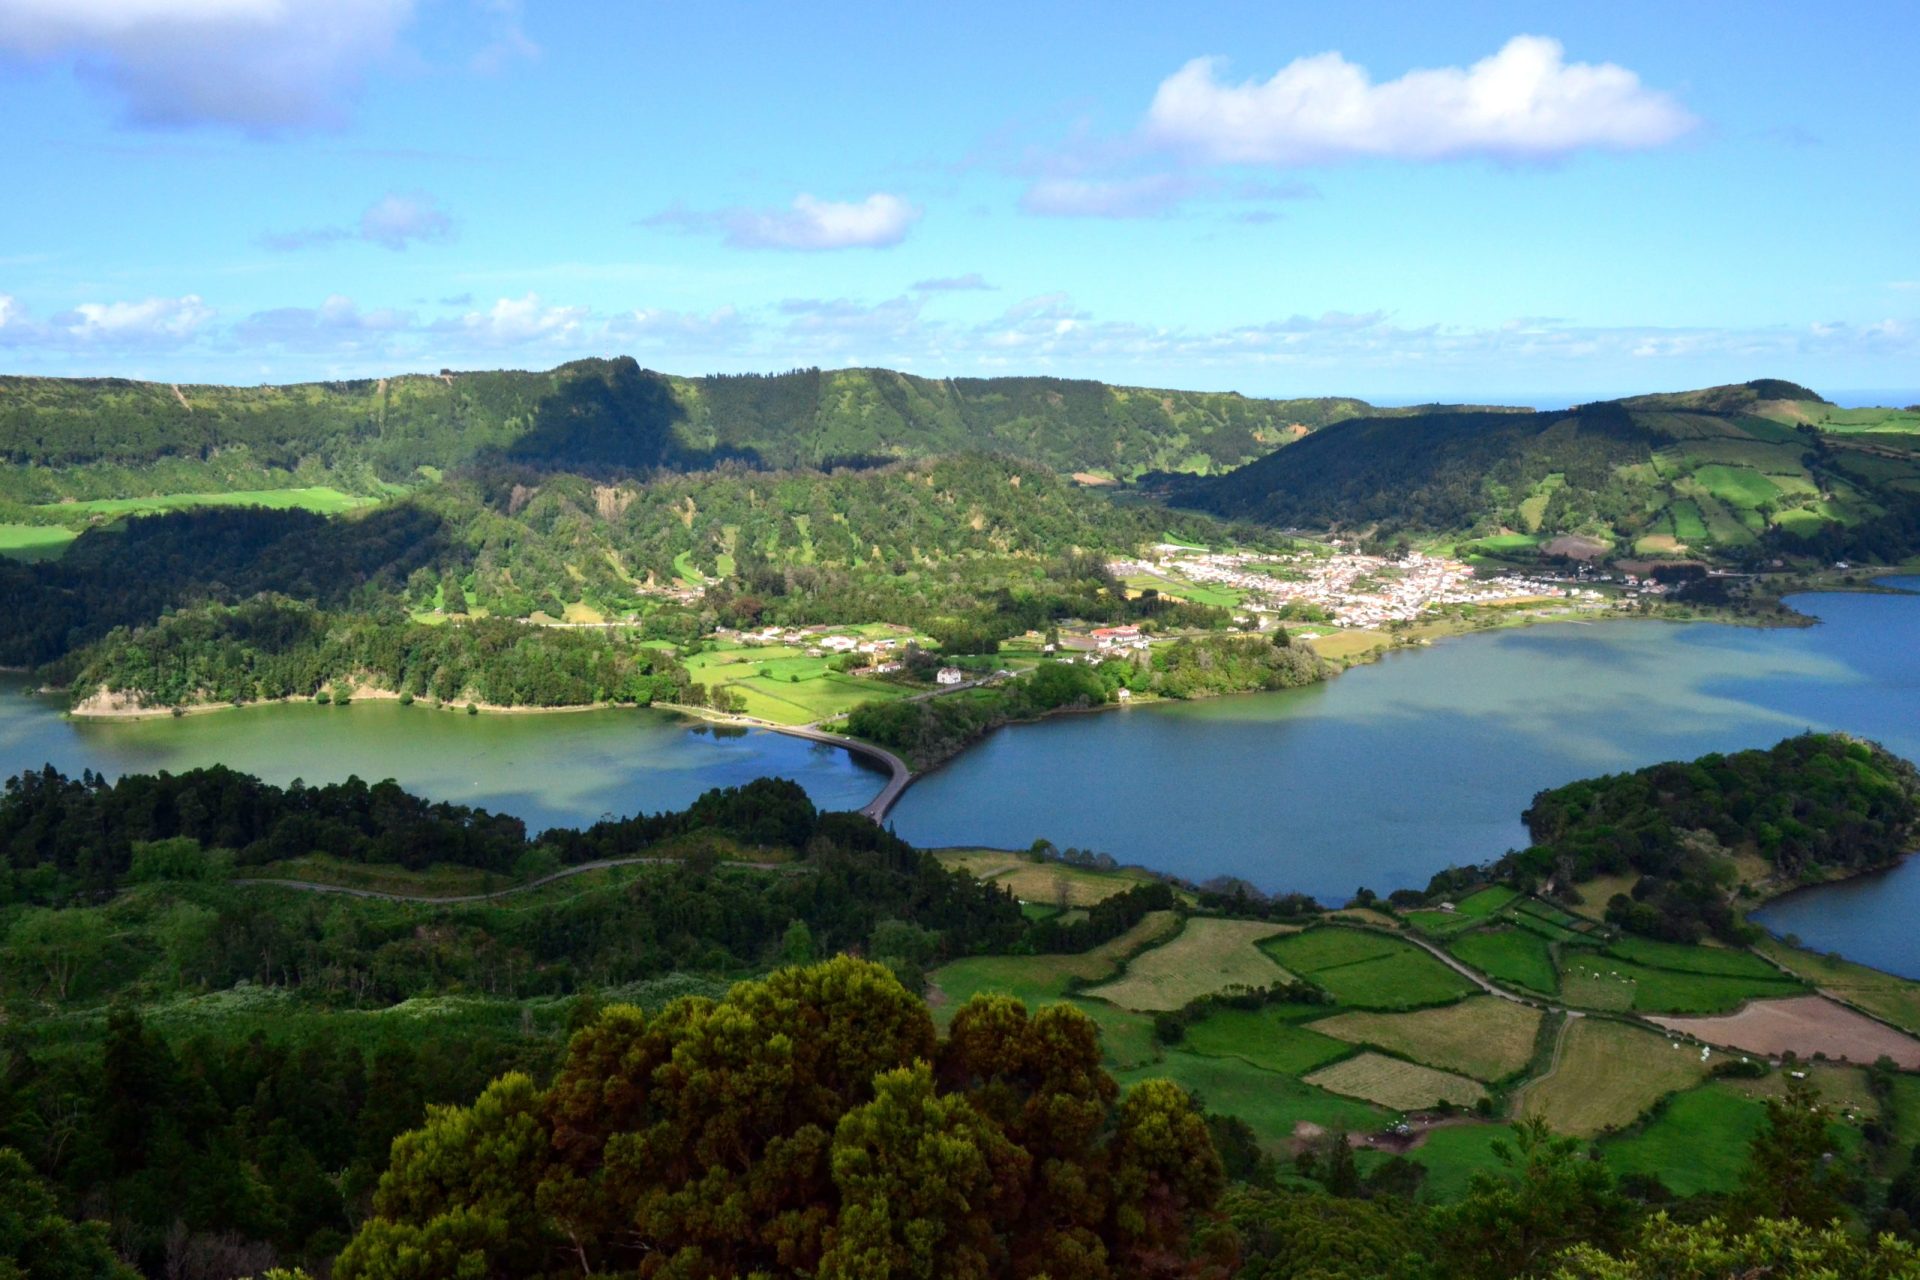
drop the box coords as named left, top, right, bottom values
left=1144, top=36, right=1695, bottom=166
left=647, top=193, right=922, bottom=251
left=0, top=0, right=416, bottom=133
left=440, top=293, right=588, bottom=346
left=911, top=273, right=994, bottom=293
left=57, top=294, right=212, bottom=344
left=262, top=191, right=454, bottom=253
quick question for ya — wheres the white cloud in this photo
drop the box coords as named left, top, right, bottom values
left=443, top=293, right=587, bottom=346
left=235, top=294, right=412, bottom=351
left=1891, top=281, right=1920, bottom=293
left=1020, top=174, right=1207, bottom=219
left=1145, top=36, right=1695, bottom=166
left=0, top=293, right=24, bottom=333
left=263, top=191, right=454, bottom=252
left=648, top=193, right=923, bottom=251
left=605, top=305, right=751, bottom=349
left=58, top=294, right=212, bottom=344
left=911, top=273, right=993, bottom=293
left=0, top=0, right=416, bottom=133
left=359, top=192, right=454, bottom=250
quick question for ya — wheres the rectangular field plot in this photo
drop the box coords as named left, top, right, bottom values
left=1313, top=997, right=1543, bottom=1082
left=1455, top=886, right=1519, bottom=917
left=1304, top=1052, right=1487, bottom=1111
left=1603, top=936, right=1784, bottom=979
left=1265, top=929, right=1477, bottom=1010
left=1516, top=1019, right=1709, bottom=1136
left=1086, top=918, right=1299, bottom=1012
left=1448, top=928, right=1557, bottom=995
left=1559, top=954, right=1803, bottom=1015
left=1263, top=926, right=1403, bottom=973
left=1182, top=1007, right=1354, bottom=1076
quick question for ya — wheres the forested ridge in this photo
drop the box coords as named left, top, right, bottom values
left=0, top=358, right=1438, bottom=492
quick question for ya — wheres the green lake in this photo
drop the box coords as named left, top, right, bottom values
left=0, top=688, right=887, bottom=830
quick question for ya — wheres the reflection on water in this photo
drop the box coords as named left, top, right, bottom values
left=890, top=581, right=1920, bottom=911
left=0, top=688, right=885, bottom=832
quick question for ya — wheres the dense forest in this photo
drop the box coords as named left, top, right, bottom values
left=0, top=455, right=1260, bottom=674
left=1507, top=734, right=1920, bottom=941
left=0, top=359, right=1437, bottom=494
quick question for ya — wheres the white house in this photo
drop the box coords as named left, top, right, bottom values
left=819, top=635, right=859, bottom=653
left=936, top=667, right=965, bottom=685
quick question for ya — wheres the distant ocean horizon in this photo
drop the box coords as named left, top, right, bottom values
left=1367, top=388, right=1920, bottom=411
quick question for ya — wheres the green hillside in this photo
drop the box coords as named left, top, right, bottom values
left=0, top=359, right=1441, bottom=502
left=1183, top=382, right=1920, bottom=563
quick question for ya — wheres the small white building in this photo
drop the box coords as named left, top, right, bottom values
left=936, top=667, right=965, bottom=685
left=819, top=635, right=859, bottom=653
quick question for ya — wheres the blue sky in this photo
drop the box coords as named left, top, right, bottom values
left=0, top=0, right=1914, bottom=402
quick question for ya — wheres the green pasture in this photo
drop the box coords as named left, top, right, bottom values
left=1265, top=929, right=1476, bottom=1010
left=1118, top=1051, right=1383, bottom=1150
left=1448, top=928, right=1556, bottom=994
left=1692, top=464, right=1781, bottom=509
left=33, top=486, right=371, bottom=519
left=0, top=522, right=78, bottom=560
left=1400, top=1124, right=1518, bottom=1202
left=1601, top=1085, right=1770, bottom=1197
left=1456, top=886, right=1519, bottom=917
left=1122, top=573, right=1241, bottom=608
left=1558, top=954, right=1802, bottom=1015
left=1603, top=936, right=1782, bottom=979
left=1668, top=499, right=1710, bottom=544
left=683, top=643, right=912, bottom=725
left=1181, top=1005, right=1354, bottom=1076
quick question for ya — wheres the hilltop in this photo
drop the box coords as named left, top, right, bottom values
left=0, top=359, right=1487, bottom=499
left=1180, top=381, right=1920, bottom=563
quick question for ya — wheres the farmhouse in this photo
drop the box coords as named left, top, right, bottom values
left=818, top=635, right=859, bottom=653
left=936, top=667, right=965, bottom=685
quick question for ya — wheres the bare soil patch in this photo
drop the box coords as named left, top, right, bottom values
left=1649, top=994, right=1920, bottom=1069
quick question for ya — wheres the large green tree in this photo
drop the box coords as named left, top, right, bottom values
left=336, top=958, right=1222, bottom=1280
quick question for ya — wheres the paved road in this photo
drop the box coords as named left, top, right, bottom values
left=234, top=854, right=789, bottom=904
left=770, top=724, right=914, bottom=821
left=1395, top=929, right=1584, bottom=1021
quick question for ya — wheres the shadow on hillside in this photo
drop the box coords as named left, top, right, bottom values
left=488, top=358, right=761, bottom=475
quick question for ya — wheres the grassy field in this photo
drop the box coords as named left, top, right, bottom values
left=1559, top=953, right=1803, bottom=1015
left=933, top=849, right=1167, bottom=908
left=1306, top=630, right=1389, bottom=662
left=1455, top=886, right=1520, bottom=916
left=1516, top=1019, right=1710, bottom=1136
left=1405, top=909, right=1480, bottom=939
left=681, top=642, right=914, bottom=725
left=1304, top=1052, right=1487, bottom=1110
left=1403, top=1124, right=1516, bottom=1201
left=0, top=522, right=78, bottom=560
left=1314, top=998, right=1544, bottom=1082
left=33, top=486, right=372, bottom=518
left=928, top=911, right=1182, bottom=1014
left=1265, top=928, right=1478, bottom=1010
left=1602, top=1085, right=1770, bottom=1196
left=1118, top=1052, right=1382, bottom=1150
left=1604, top=936, right=1783, bottom=978
left=1448, top=928, right=1557, bottom=994
left=1755, top=937, right=1920, bottom=1033
left=1086, top=918, right=1298, bottom=1012
left=1181, top=1006, right=1354, bottom=1076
